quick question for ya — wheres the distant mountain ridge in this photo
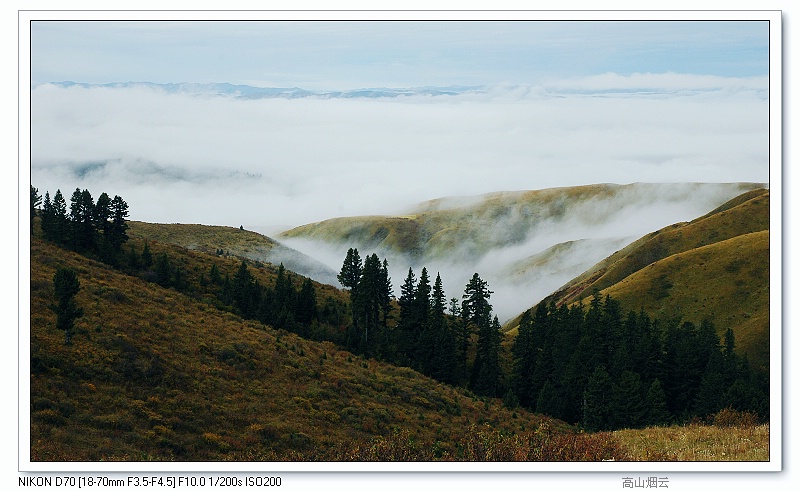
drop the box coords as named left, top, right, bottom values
left=38, top=81, right=486, bottom=99
left=35, top=81, right=768, bottom=100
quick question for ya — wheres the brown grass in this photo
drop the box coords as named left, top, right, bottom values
left=614, top=423, right=769, bottom=461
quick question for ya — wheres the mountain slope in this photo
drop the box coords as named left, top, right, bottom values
left=128, top=221, right=339, bottom=286
left=280, top=182, right=765, bottom=321
left=522, top=188, right=770, bottom=372
left=29, top=236, right=558, bottom=461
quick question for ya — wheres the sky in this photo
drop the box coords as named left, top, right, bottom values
left=29, top=20, right=769, bottom=89
left=27, top=16, right=772, bottom=232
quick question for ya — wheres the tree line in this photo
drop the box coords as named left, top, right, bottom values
left=31, top=185, right=130, bottom=265
left=509, top=294, right=768, bottom=430
left=336, top=248, right=768, bottom=430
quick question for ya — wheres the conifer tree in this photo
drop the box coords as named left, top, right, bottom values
left=141, top=241, right=153, bottom=268
left=410, top=267, right=432, bottom=369
left=429, top=273, right=458, bottom=384
left=511, top=309, right=537, bottom=408
left=462, top=273, right=501, bottom=397
left=644, top=379, right=670, bottom=426
left=296, top=278, right=317, bottom=326
left=68, top=188, right=97, bottom=252
left=46, top=190, right=69, bottom=245
left=30, top=185, right=41, bottom=235
left=40, top=191, right=53, bottom=239
left=397, top=267, right=417, bottom=364
left=109, top=195, right=130, bottom=252
left=50, top=267, right=83, bottom=345
left=583, top=365, right=612, bottom=431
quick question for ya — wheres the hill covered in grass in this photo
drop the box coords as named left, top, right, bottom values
left=30, top=235, right=581, bottom=461
left=128, top=221, right=340, bottom=286
left=522, top=188, right=770, bottom=372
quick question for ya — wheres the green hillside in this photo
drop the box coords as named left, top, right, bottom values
left=525, top=188, right=770, bottom=372
left=600, top=231, right=769, bottom=372
left=30, top=235, right=578, bottom=461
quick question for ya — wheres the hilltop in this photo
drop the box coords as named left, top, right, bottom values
left=516, top=188, right=770, bottom=373
left=127, top=221, right=339, bottom=286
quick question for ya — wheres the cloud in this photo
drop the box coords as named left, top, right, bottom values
left=30, top=80, right=768, bottom=234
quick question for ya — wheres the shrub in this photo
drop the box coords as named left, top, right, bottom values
left=711, top=407, right=759, bottom=427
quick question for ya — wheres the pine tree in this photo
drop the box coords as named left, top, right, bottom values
left=49, top=268, right=84, bottom=345
left=154, top=252, right=172, bottom=287
left=296, top=278, right=317, bottom=326
left=610, top=370, right=647, bottom=429
left=338, top=248, right=363, bottom=351
left=141, top=241, right=153, bottom=268
left=379, top=259, right=393, bottom=327
left=94, top=192, right=115, bottom=263
left=40, top=191, right=53, bottom=240
left=69, top=188, right=96, bottom=252
left=583, top=365, right=612, bottom=431
left=357, top=254, right=383, bottom=354
left=410, top=267, right=432, bottom=370
left=397, top=267, right=417, bottom=364
left=644, top=379, right=671, bottom=426
left=109, top=195, right=130, bottom=252
left=50, top=190, right=69, bottom=246
left=429, top=273, right=458, bottom=384
left=511, top=309, right=537, bottom=409
left=30, top=185, right=41, bottom=235
left=462, top=274, right=500, bottom=397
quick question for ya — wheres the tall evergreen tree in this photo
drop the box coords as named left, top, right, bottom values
left=30, top=185, right=41, bottom=235
left=429, top=273, right=458, bottom=384
left=378, top=259, right=393, bottom=327
left=462, top=273, right=501, bottom=397
left=357, top=254, right=384, bottom=354
left=583, top=365, right=613, bottom=431
left=40, top=191, right=53, bottom=239
left=644, top=379, right=671, bottom=426
left=69, top=188, right=96, bottom=252
left=410, top=267, right=432, bottom=369
left=397, top=267, right=417, bottom=364
left=296, top=277, right=318, bottom=326
left=49, top=267, right=84, bottom=345
left=109, top=195, right=130, bottom=251
left=511, top=309, right=538, bottom=409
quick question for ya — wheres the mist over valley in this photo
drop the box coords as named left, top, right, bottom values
left=278, top=182, right=765, bottom=322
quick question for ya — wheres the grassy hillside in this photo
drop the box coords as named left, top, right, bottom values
left=128, top=221, right=339, bottom=285
left=516, top=188, right=770, bottom=372
left=31, top=236, right=578, bottom=461
left=600, top=231, right=769, bottom=372
left=549, top=188, right=769, bottom=305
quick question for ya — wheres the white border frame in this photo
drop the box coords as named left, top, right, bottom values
left=18, top=8, right=783, bottom=477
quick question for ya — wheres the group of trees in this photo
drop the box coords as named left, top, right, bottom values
left=336, top=248, right=504, bottom=396
left=509, top=295, right=768, bottom=430
left=32, top=185, right=130, bottom=265
left=335, top=250, right=767, bottom=430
